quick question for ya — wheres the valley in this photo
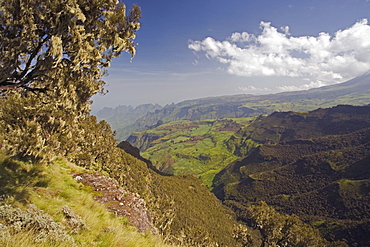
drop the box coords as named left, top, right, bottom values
left=122, top=104, right=370, bottom=246
left=127, top=117, right=258, bottom=187
left=97, top=75, right=370, bottom=246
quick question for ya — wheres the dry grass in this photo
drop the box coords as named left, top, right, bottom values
left=0, top=153, right=171, bottom=247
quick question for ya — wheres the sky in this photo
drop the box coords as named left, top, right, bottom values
left=91, top=0, right=370, bottom=112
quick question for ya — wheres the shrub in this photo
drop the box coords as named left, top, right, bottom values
left=0, top=204, right=73, bottom=243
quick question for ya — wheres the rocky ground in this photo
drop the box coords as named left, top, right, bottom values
left=73, top=172, right=158, bottom=234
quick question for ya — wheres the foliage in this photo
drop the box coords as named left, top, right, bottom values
left=0, top=204, right=74, bottom=243
left=62, top=205, right=88, bottom=234
left=0, top=0, right=140, bottom=160
left=0, top=0, right=140, bottom=93
left=214, top=105, right=370, bottom=246
left=226, top=200, right=344, bottom=247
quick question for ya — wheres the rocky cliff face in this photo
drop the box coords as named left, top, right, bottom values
left=125, top=132, right=162, bottom=152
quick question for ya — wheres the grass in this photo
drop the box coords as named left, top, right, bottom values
left=0, top=152, right=170, bottom=247
left=141, top=117, right=256, bottom=188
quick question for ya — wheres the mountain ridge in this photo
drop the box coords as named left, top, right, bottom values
left=213, top=105, right=370, bottom=246
left=104, top=73, right=370, bottom=141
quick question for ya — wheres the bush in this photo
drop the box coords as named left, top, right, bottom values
left=0, top=204, right=73, bottom=243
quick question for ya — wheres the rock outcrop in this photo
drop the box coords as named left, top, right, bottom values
left=74, top=172, right=158, bottom=234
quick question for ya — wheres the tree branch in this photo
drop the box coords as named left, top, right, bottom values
left=0, top=34, right=51, bottom=91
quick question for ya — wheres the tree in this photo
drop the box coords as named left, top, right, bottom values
left=0, top=0, right=140, bottom=97
left=0, top=0, right=141, bottom=159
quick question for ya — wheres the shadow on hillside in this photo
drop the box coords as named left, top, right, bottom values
left=0, top=156, right=50, bottom=204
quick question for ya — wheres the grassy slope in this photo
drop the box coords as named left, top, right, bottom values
left=140, top=117, right=258, bottom=187
left=0, top=148, right=248, bottom=246
left=0, top=153, right=167, bottom=247
left=86, top=147, right=249, bottom=246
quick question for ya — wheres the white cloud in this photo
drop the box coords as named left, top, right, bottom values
left=238, top=80, right=327, bottom=94
left=277, top=80, right=327, bottom=92
left=188, top=19, right=370, bottom=87
left=238, top=85, right=272, bottom=93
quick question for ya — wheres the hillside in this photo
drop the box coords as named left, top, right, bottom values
left=0, top=153, right=166, bottom=247
left=213, top=105, right=370, bottom=246
left=0, top=106, right=336, bottom=246
left=0, top=144, right=255, bottom=246
left=1, top=88, right=252, bottom=245
left=226, top=104, right=370, bottom=156
left=0, top=2, right=345, bottom=246
left=126, top=117, right=258, bottom=187
left=108, top=73, right=370, bottom=141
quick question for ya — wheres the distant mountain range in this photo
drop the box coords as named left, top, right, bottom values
left=95, top=72, right=370, bottom=141
left=95, top=103, right=163, bottom=140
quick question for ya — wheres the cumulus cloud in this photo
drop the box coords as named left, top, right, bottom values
left=188, top=19, right=370, bottom=86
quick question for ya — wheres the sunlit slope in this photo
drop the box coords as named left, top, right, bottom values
left=0, top=154, right=167, bottom=247
left=0, top=149, right=250, bottom=246
left=128, top=117, right=258, bottom=187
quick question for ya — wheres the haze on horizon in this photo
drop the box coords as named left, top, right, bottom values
left=91, top=0, right=370, bottom=112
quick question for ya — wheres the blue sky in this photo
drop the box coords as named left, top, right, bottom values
left=91, top=0, right=370, bottom=112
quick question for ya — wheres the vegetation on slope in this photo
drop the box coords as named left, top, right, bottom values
left=226, top=104, right=370, bottom=156
left=1, top=102, right=252, bottom=246
left=128, top=117, right=258, bottom=187
left=0, top=1, right=254, bottom=245
left=105, top=148, right=250, bottom=246
left=0, top=153, right=166, bottom=247
left=214, top=105, right=370, bottom=246
left=0, top=86, right=252, bottom=246
left=1, top=1, right=366, bottom=246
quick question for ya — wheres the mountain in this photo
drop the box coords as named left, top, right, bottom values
left=266, top=71, right=370, bottom=102
left=95, top=103, right=163, bottom=140
left=226, top=104, right=370, bottom=156
left=119, top=73, right=370, bottom=141
left=213, top=105, right=370, bottom=246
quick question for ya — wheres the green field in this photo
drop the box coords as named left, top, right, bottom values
left=140, top=117, right=259, bottom=188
